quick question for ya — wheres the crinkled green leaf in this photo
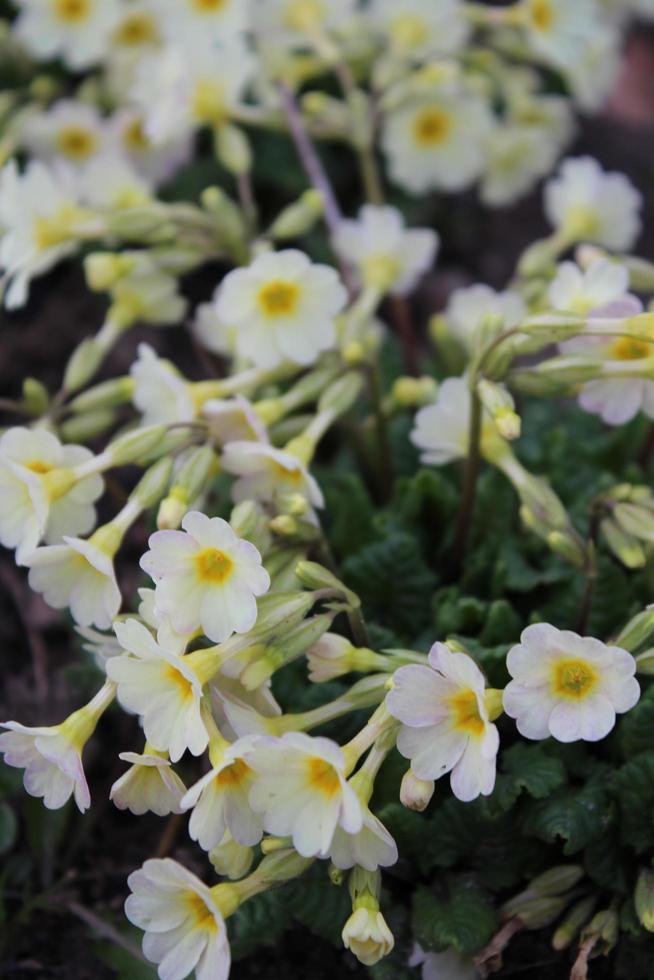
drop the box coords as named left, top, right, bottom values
left=411, top=882, right=498, bottom=955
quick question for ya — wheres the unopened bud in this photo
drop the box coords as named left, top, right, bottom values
left=269, top=514, right=319, bottom=541
left=269, top=190, right=324, bottom=240
left=635, top=648, right=654, bottom=674
left=552, top=897, right=597, bottom=951
left=546, top=530, right=587, bottom=568
left=614, top=502, right=654, bottom=543
left=614, top=605, right=654, bottom=652
left=400, top=769, right=435, bottom=811
left=69, top=376, right=135, bottom=413
left=253, top=590, right=316, bottom=634
left=295, top=560, right=360, bottom=608
left=215, top=122, right=252, bottom=175
left=22, top=377, right=49, bottom=415
left=580, top=908, right=618, bottom=952
left=131, top=457, right=173, bottom=508
left=477, top=379, right=521, bottom=440
left=392, top=376, right=438, bottom=408
left=60, top=408, right=118, bottom=442
left=318, top=372, right=364, bottom=415
left=601, top=518, right=646, bottom=569
left=107, top=424, right=168, bottom=466
left=84, top=252, right=134, bottom=291
left=635, top=868, right=654, bottom=931
left=209, top=834, right=254, bottom=880
left=529, top=865, right=584, bottom=897
left=63, top=338, right=105, bottom=394
left=503, top=895, right=569, bottom=929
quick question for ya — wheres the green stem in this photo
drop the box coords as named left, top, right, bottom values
left=450, top=388, right=483, bottom=572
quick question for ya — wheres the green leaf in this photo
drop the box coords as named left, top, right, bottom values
left=521, top=774, right=614, bottom=855
left=230, top=889, right=290, bottom=960
left=618, top=687, right=654, bottom=757
left=411, top=881, right=498, bottom=955
left=321, top=472, right=376, bottom=560
left=489, top=744, right=566, bottom=814
left=284, top=867, right=351, bottom=946
left=611, top=752, right=654, bottom=853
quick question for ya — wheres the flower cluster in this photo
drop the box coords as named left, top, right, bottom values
left=2, top=1, right=654, bottom=978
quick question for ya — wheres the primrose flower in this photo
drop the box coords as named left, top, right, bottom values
left=13, top=0, right=122, bottom=69
left=19, top=100, right=109, bottom=168
left=108, top=0, right=162, bottom=53
left=24, top=532, right=121, bottom=630
left=568, top=25, right=622, bottom=112
left=503, top=624, right=640, bottom=742
left=521, top=0, right=598, bottom=68
left=109, top=108, right=192, bottom=186
left=371, top=0, right=469, bottom=59
left=248, top=732, right=363, bottom=857
left=221, top=440, right=324, bottom=508
left=126, top=858, right=230, bottom=980
left=0, top=160, right=90, bottom=308
left=193, top=297, right=238, bottom=358
left=132, top=37, right=255, bottom=143
left=444, top=284, right=526, bottom=351
left=544, top=156, right=642, bottom=251
left=111, top=748, right=187, bottom=816
left=157, top=0, right=250, bottom=41
left=79, top=156, right=154, bottom=211
left=202, top=397, right=269, bottom=446
left=333, top=205, right=438, bottom=296
left=130, top=343, right=196, bottom=426
left=180, top=736, right=264, bottom=851
left=0, top=427, right=103, bottom=564
left=215, top=249, right=347, bottom=369
left=411, top=376, right=501, bottom=467
left=342, top=904, right=395, bottom=966
left=550, top=258, right=635, bottom=316
left=107, top=618, right=212, bottom=762
left=480, top=122, right=563, bottom=207
left=0, top=681, right=114, bottom=812
left=255, top=0, right=357, bottom=47
left=409, top=943, right=479, bottom=980
left=387, top=643, right=500, bottom=802
left=328, top=805, right=398, bottom=872
left=140, top=510, right=270, bottom=644
left=381, top=92, right=493, bottom=194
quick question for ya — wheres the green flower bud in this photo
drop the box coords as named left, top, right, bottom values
left=22, top=377, right=49, bottom=415
left=63, top=338, right=105, bottom=394
left=215, top=122, right=252, bottom=175
left=635, top=868, right=654, bottom=932
left=69, top=376, right=135, bottom=414
left=529, top=866, right=585, bottom=897
left=131, top=457, right=173, bottom=508
left=552, top=896, right=597, bottom=951
left=59, top=409, right=118, bottom=442
left=295, top=560, right=360, bottom=609
left=615, top=606, right=654, bottom=652
left=268, top=190, right=324, bottom=240
left=601, top=518, right=646, bottom=570
left=107, top=425, right=168, bottom=466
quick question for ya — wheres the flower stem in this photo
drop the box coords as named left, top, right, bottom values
left=450, top=387, right=482, bottom=573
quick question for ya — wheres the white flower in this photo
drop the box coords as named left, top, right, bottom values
left=552, top=259, right=654, bottom=426
left=371, top=0, right=469, bottom=58
left=328, top=804, right=398, bottom=871
left=0, top=427, right=103, bottom=564
left=254, top=0, right=357, bottom=48
left=25, top=533, right=121, bottom=630
left=387, top=643, right=499, bottom=802
left=521, top=0, right=599, bottom=68
left=13, top=0, right=122, bottom=69
left=111, top=749, right=187, bottom=816
left=140, top=510, right=270, bottom=644
left=132, top=37, right=255, bottom=143
left=342, top=906, right=395, bottom=966
left=79, top=155, right=154, bottom=211
left=126, top=858, right=230, bottom=980
left=333, top=205, right=438, bottom=296
left=180, top=736, right=264, bottom=850
left=193, top=297, right=238, bottom=358
left=157, top=0, right=250, bottom=43
left=215, top=249, right=347, bottom=368
left=445, top=284, right=526, bottom=350
left=138, top=587, right=197, bottom=656
left=75, top=624, right=122, bottom=670
left=568, top=25, right=622, bottom=112
left=19, top=99, right=109, bottom=168
left=108, top=108, right=192, bottom=186
left=221, top=440, right=324, bottom=507
left=109, top=0, right=162, bottom=52
left=202, top=397, right=269, bottom=446
left=130, top=343, right=196, bottom=426
left=544, top=156, right=642, bottom=251
left=248, top=731, right=363, bottom=857
left=411, top=376, right=491, bottom=466
left=409, top=943, right=479, bottom=980
left=0, top=160, right=87, bottom=308
left=0, top=681, right=114, bottom=812
left=503, top=624, right=640, bottom=742
left=307, top=633, right=356, bottom=683
left=480, top=123, right=562, bottom=207
left=381, top=92, right=493, bottom=194
left=107, top=619, right=210, bottom=762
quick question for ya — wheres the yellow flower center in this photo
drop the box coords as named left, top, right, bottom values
left=215, top=757, right=252, bottom=788
left=413, top=106, right=452, bottom=148
left=306, top=756, right=341, bottom=796
left=192, top=0, right=227, bottom=11
left=610, top=337, right=652, bottom=361
left=391, top=14, right=428, bottom=50
left=284, top=0, right=325, bottom=31
left=271, top=460, right=303, bottom=482
left=114, top=13, right=159, bottom=46
left=257, top=280, right=300, bottom=318
left=165, top=665, right=195, bottom=701
left=123, top=117, right=150, bottom=152
left=56, top=125, right=97, bottom=161
left=192, top=79, right=227, bottom=124
left=195, top=547, right=235, bottom=584
left=563, top=206, right=600, bottom=242
left=528, top=0, right=553, bottom=31
left=362, top=254, right=400, bottom=290
left=186, top=891, right=219, bottom=933
left=33, top=206, right=80, bottom=251
left=113, top=186, right=150, bottom=210
left=552, top=658, right=599, bottom=700
left=25, top=460, right=52, bottom=474
left=449, top=689, right=485, bottom=738
left=53, top=0, right=91, bottom=23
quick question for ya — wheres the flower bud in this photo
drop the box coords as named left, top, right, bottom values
left=131, top=457, right=173, bottom=509
left=391, top=376, right=438, bottom=409
left=552, top=897, right=597, bottom=951
left=635, top=648, right=654, bottom=674
left=69, top=377, right=135, bottom=413
left=614, top=502, right=654, bottom=542
left=59, top=409, right=118, bottom=442
left=400, top=769, right=435, bottom=811
left=63, top=338, right=105, bottom=394
left=22, top=377, right=49, bottom=415
left=503, top=895, right=570, bottom=929
left=295, top=560, right=360, bottom=608
left=269, top=514, right=319, bottom=542
left=252, top=848, right=313, bottom=887
left=614, top=605, right=654, bottom=652
left=240, top=613, right=334, bottom=690
left=317, top=372, right=364, bottom=415
left=268, top=190, right=324, bottom=240
left=635, top=868, right=654, bottom=932
left=601, top=518, right=646, bottom=569
left=343, top=868, right=393, bottom=967
left=215, top=122, right=252, bottom=175
left=252, top=590, right=316, bottom=635
left=84, top=252, right=135, bottom=291
left=477, top=379, right=521, bottom=440
left=529, top=865, right=584, bottom=897
left=307, top=633, right=356, bottom=683
left=209, top=833, right=254, bottom=880
left=107, top=425, right=168, bottom=466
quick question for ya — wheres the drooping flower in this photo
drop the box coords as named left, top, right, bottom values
left=110, top=748, right=187, bottom=816
left=381, top=92, right=493, bottom=194
left=140, top=510, right=270, bottom=644
left=215, top=249, right=347, bottom=368
left=503, top=624, right=640, bottom=742
left=333, top=205, right=438, bottom=296
left=107, top=619, right=212, bottom=762
left=328, top=804, right=398, bottom=872
left=247, top=731, right=363, bottom=857
left=221, top=440, right=324, bottom=508
left=544, top=156, right=642, bottom=251
left=410, top=376, right=502, bottom=466
left=125, top=858, right=230, bottom=980
left=444, top=284, right=526, bottom=351
left=386, top=643, right=500, bottom=802
left=0, top=426, right=104, bottom=564
left=130, top=343, right=196, bottom=426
